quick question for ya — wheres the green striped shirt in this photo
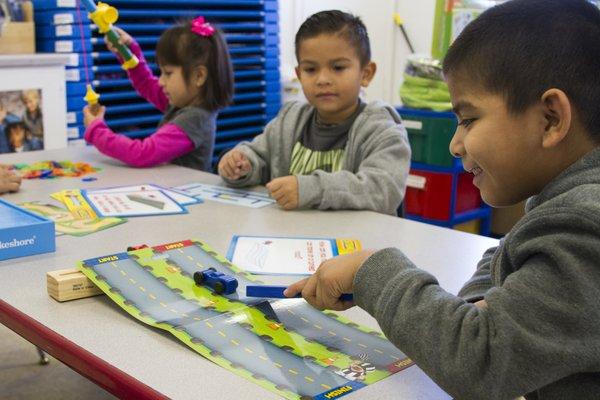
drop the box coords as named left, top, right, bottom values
left=289, top=101, right=365, bottom=175
left=289, top=142, right=345, bottom=174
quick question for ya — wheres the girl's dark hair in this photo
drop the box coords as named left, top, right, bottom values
left=156, top=19, right=234, bottom=112
left=443, top=0, right=600, bottom=141
left=295, top=10, right=371, bottom=66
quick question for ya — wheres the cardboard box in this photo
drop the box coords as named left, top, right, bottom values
left=0, top=198, right=55, bottom=261
left=0, top=22, right=35, bottom=54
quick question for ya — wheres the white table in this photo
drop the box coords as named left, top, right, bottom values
left=0, top=147, right=498, bottom=399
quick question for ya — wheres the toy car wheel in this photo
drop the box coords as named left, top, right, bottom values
left=214, top=281, right=225, bottom=294
left=193, top=271, right=205, bottom=285
left=208, top=267, right=217, bottom=272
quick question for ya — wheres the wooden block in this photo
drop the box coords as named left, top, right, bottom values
left=47, top=268, right=103, bottom=302
left=0, top=22, right=35, bottom=55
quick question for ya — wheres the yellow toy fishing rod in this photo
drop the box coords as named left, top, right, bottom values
left=78, top=0, right=140, bottom=113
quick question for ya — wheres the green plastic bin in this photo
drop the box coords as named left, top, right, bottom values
left=398, top=107, right=457, bottom=167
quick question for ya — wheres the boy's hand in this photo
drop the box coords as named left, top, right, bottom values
left=218, top=149, right=251, bottom=180
left=266, top=175, right=299, bottom=210
left=284, top=249, right=376, bottom=311
left=83, top=105, right=106, bottom=128
left=105, top=27, right=133, bottom=53
left=0, top=166, right=21, bottom=193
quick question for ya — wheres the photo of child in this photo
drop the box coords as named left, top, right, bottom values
left=0, top=88, right=45, bottom=154
left=5, top=121, right=42, bottom=152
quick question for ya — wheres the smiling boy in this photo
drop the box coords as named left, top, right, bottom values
left=286, top=1, right=600, bottom=398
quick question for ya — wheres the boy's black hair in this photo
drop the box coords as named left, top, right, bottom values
left=443, top=0, right=600, bottom=141
left=156, top=19, right=234, bottom=112
left=295, top=10, right=371, bottom=66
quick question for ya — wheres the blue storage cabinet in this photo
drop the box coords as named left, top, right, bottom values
left=33, top=0, right=281, bottom=166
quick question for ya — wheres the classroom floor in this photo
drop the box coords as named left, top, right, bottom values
left=0, top=324, right=115, bottom=400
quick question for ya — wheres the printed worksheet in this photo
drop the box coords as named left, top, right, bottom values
left=227, top=236, right=362, bottom=275
left=174, top=183, right=274, bottom=208
left=88, top=184, right=201, bottom=206
left=83, top=189, right=186, bottom=218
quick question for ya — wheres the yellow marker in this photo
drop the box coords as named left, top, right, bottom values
left=393, top=12, right=403, bottom=26
left=392, top=12, right=415, bottom=53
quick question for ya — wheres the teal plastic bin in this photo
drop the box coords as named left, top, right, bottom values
left=398, top=107, right=457, bottom=167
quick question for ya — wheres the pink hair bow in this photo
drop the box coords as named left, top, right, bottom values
left=191, top=16, right=215, bottom=37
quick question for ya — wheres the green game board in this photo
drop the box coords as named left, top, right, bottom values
left=78, top=239, right=413, bottom=399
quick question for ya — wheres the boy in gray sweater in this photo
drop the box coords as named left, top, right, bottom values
left=285, top=1, right=600, bottom=399
left=218, top=11, right=411, bottom=216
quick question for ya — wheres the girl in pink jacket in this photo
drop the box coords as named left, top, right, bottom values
left=83, top=17, right=234, bottom=171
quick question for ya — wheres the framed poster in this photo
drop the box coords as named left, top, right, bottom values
left=0, top=88, right=44, bottom=154
left=0, top=54, right=68, bottom=153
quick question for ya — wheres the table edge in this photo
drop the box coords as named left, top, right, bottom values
left=0, top=299, right=167, bottom=399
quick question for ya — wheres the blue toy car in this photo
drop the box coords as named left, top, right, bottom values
left=193, top=267, right=238, bottom=295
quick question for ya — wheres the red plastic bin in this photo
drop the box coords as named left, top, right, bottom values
left=404, top=169, right=482, bottom=221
